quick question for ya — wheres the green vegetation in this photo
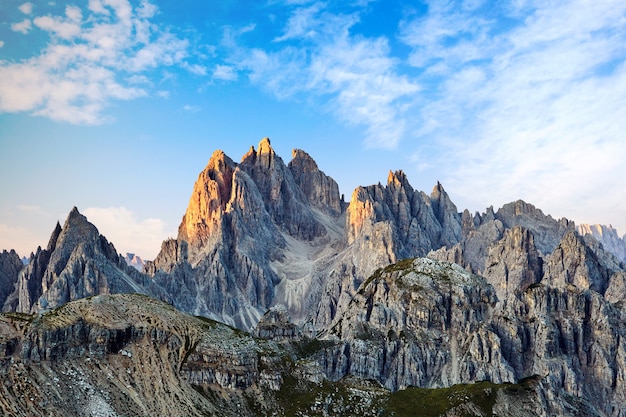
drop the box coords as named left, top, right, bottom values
left=383, top=376, right=541, bottom=417
left=274, top=375, right=542, bottom=417
left=293, top=338, right=337, bottom=358
left=360, top=258, right=417, bottom=292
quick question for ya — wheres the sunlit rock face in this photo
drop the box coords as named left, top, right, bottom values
left=578, top=223, right=626, bottom=263
left=177, top=149, right=237, bottom=263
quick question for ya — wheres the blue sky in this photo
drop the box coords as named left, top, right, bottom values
left=1, top=0, right=625, bottom=259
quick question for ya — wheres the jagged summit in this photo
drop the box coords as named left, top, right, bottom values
left=3, top=207, right=158, bottom=314
left=2, top=139, right=626, bottom=416
left=241, top=137, right=275, bottom=167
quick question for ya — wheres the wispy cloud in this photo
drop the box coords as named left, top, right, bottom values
left=83, top=207, right=173, bottom=259
left=182, top=104, right=201, bottom=112
left=0, top=0, right=197, bottom=124
left=225, top=3, right=419, bottom=148
left=213, top=64, right=238, bottom=81
left=400, top=0, right=626, bottom=230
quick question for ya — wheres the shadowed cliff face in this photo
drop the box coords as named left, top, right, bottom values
left=316, top=257, right=626, bottom=417
left=0, top=250, right=23, bottom=309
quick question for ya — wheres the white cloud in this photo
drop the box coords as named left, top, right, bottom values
left=0, top=0, right=197, bottom=124
left=401, top=0, right=626, bottom=234
left=274, top=2, right=326, bottom=42
left=33, top=15, right=82, bottom=39
left=0, top=41, right=4, bottom=48
left=182, top=62, right=207, bottom=76
left=229, top=3, right=418, bottom=149
left=19, top=2, right=34, bottom=14
left=82, top=207, right=173, bottom=259
left=11, top=19, right=32, bottom=34
left=182, top=104, right=201, bottom=112
left=213, top=64, right=237, bottom=81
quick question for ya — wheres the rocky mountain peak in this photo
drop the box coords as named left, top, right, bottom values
left=387, top=170, right=411, bottom=190
left=239, top=138, right=326, bottom=241
left=289, top=148, right=342, bottom=216
left=178, top=150, right=237, bottom=254
left=6, top=207, right=152, bottom=314
left=258, top=136, right=273, bottom=154
left=291, top=148, right=317, bottom=167
left=429, top=181, right=462, bottom=247
left=241, top=137, right=276, bottom=168
left=543, top=231, right=610, bottom=293
left=495, top=200, right=575, bottom=255
left=46, top=221, right=62, bottom=252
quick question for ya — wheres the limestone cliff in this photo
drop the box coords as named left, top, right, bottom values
left=0, top=249, right=23, bottom=309
left=2, top=139, right=626, bottom=416
left=482, top=226, right=543, bottom=300
left=2, top=208, right=162, bottom=314
left=317, top=257, right=625, bottom=417
left=288, top=148, right=343, bottom=216
left=147, top=138, right=334, bottom=330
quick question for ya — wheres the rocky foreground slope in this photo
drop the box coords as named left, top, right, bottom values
left=1, top=288, right=610, bottom=417
left=1, top=138, right=625, bottom=415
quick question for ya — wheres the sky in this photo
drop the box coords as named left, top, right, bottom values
left=1, top=0, right=625, bottom=260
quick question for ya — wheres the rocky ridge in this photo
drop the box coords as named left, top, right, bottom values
left=0, top=293, right=588, bottom=417
left=1, top=138, right=625, bottom=416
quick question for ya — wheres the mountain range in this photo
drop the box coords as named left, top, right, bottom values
left=0, top=138, right=625, bottom=416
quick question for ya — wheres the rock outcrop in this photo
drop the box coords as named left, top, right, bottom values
left=0, top=294, right=249, bottom=416
left=317, top=257, right=626, bottom=416
left=482, top=226, right=543, bottom=300
left=253, top=304, right=302, bottom=341
left=320, top=258, right=512, bottom=391
left=0, top=250, right=23, bottom=309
